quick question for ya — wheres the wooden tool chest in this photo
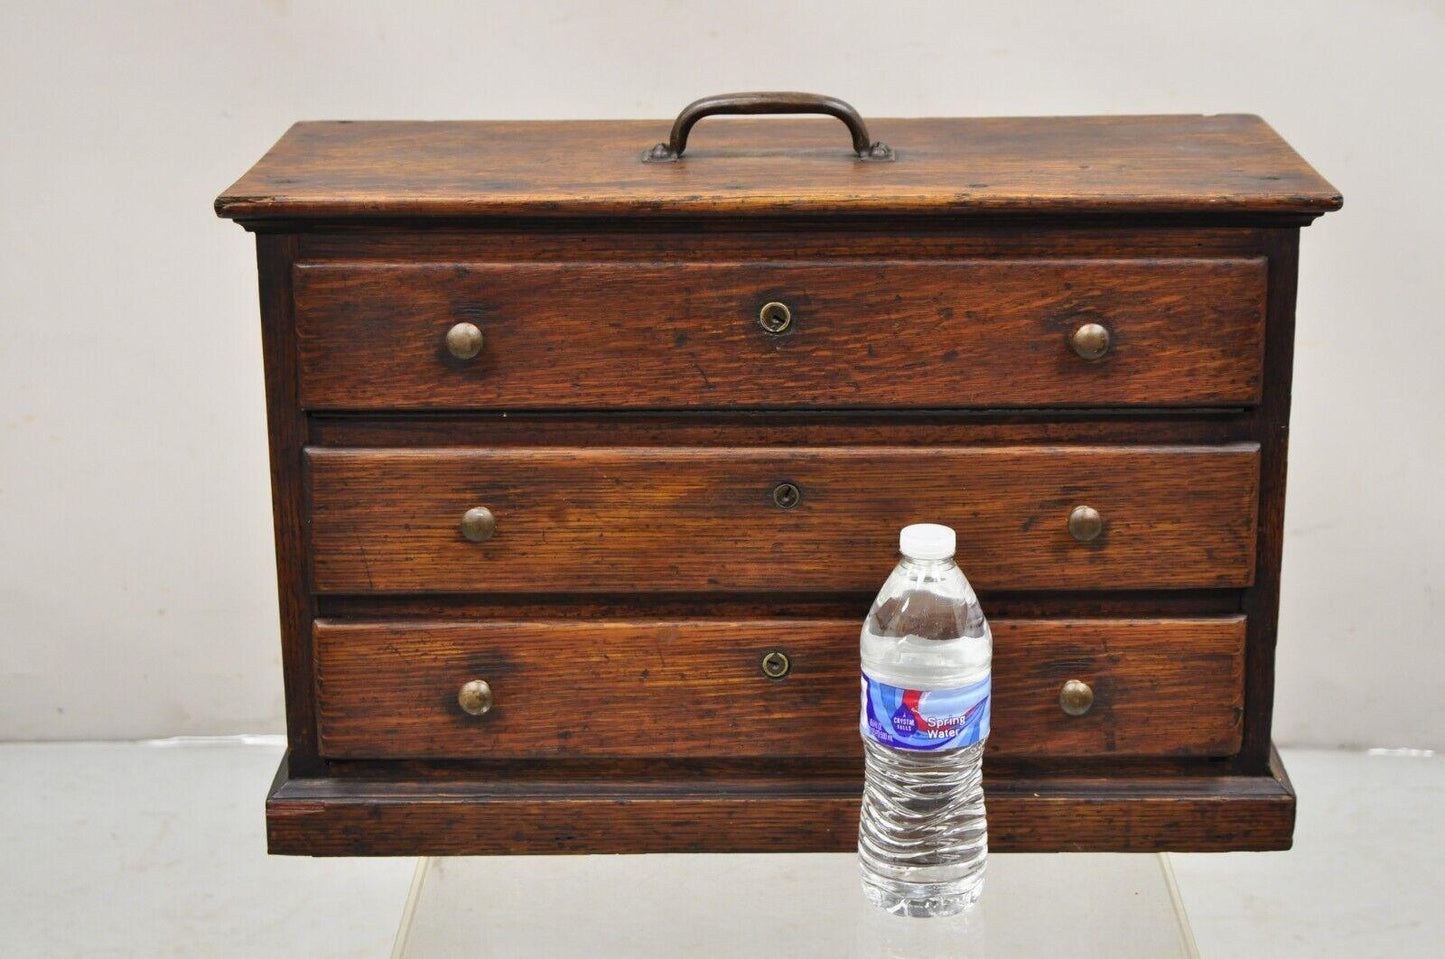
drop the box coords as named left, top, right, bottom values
left=216, top=95, right=1339, bottom=854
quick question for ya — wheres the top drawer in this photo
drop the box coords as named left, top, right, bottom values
left=293, top=258, right=1266, bottom=410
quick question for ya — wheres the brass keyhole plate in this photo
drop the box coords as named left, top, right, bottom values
left=758, top=301, right=793, bottom=334
left=771, top=481, right=802, bottom=510
left=760, top=650, right=791, bottom=679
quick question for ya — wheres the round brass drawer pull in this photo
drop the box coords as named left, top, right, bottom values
left=771, top=481, right=802, bottom=509
left=1059, top=679, right=1094, bottom=717
left=445, top=321, right=485, bottom=359
left=758, top=301, right=793, bottom=334
left=1071, top=321, right=1111, bottom=360
left=460, top=506, right=497, bottom=543
left=760, top=650, right=791, bottom=679
left=1068, top=504, right=1104, bottom=542
left=458, top=679, right=494, bottom=717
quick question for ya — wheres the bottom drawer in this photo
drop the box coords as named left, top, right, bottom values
left=315, top=617, right=1245, bottom=760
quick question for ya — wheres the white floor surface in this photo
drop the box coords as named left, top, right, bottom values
left=0, top=742, right=1438, bottom=957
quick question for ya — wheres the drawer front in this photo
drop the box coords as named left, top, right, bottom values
left=307, top=445, right=1259, bottom=593
left=314, top=618, right=1246, bottom=759
left=293, top=258, right=1266, bottom=410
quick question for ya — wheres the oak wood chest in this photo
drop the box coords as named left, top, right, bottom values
left=216, top=96, right=1339, bottom=855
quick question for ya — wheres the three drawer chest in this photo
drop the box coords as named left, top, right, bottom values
left=216, top=96, right=1340, bottom=855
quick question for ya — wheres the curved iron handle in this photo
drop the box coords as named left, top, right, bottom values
left=643, top=92, right=894, bottom=162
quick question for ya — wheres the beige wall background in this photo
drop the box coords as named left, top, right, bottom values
left=2, top=1, right=1440, bottom=748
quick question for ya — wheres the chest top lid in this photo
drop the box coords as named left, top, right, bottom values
left=215, top=98, right=1339, bottom=223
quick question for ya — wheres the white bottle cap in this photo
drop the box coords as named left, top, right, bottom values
left=899, top=523, right=956, bottom=561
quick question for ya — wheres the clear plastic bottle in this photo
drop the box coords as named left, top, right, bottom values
left=858, top=523, right=992, bottom=918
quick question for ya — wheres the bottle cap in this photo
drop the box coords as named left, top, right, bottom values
left=899, top=523, right=956, bottom=561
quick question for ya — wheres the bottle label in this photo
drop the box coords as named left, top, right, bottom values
left=860, top=672, right=990, bottom=751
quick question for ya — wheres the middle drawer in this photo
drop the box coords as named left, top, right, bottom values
left=306, top=445, right=1259, bottom=593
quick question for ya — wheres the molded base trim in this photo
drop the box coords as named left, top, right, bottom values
left=265, top=748, right=1294, bottom=855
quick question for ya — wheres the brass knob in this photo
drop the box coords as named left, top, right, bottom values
left=1071, top=322, right=1111, bottom=360
left=771, top=481, right=802, bottom=510
left=758, top=301, right=793, bottom=334
left=460, top=506, right=496, bottom=543
left=1060, top=679, right=1094, bottom=717
left=760, top=650, right=791, bottom=679
left=458, top=679, right=494, bottom=717
left=1068, top=505, right=1103, bottom=542
left=445, top=322, right=485, bottom=360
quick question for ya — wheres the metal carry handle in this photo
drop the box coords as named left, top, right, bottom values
left=643, top=92, right=894, bottom=162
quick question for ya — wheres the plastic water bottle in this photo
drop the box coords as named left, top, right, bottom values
left=858, top=523, right=992, bottom=917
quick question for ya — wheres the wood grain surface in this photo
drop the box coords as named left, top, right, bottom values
left=215, top=115, right=1340, bottom=221
left=1240, top=229, right=1299, bottom=772
left=294, top=223, right=1282, bottom=265
left=293, top=258, right=1266, bottom=410
left=252, top=236, right=326, bottom=775
left=266, top=747, right=1295, bottom=854
left=314, top=618, right=1245, bottom=760
left=306, top=445, right=1260, bottom=593
left=306, top=410, right=1255, bottom=452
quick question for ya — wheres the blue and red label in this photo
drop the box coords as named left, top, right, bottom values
left=861, top=672, right=990, bottom=751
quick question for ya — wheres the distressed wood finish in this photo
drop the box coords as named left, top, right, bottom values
left=313, top=590, right=1243, bottom=622
left=267, top=747, right=1296, bottom=855
left=307, top=411, right=1254, bottom=451
left=294, top=225, right=1286, bottom=267
left=293, top=258, right=1266, bottom=410
left=253, top=235, right=324, bottom=775
left=315, top=618, right=1245, bottom=760
left=306, top=445, right=1260, bottom=593
left=218, top=111, right=1338, bottom=855
left=216, top=115, right=1341, bottom=221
